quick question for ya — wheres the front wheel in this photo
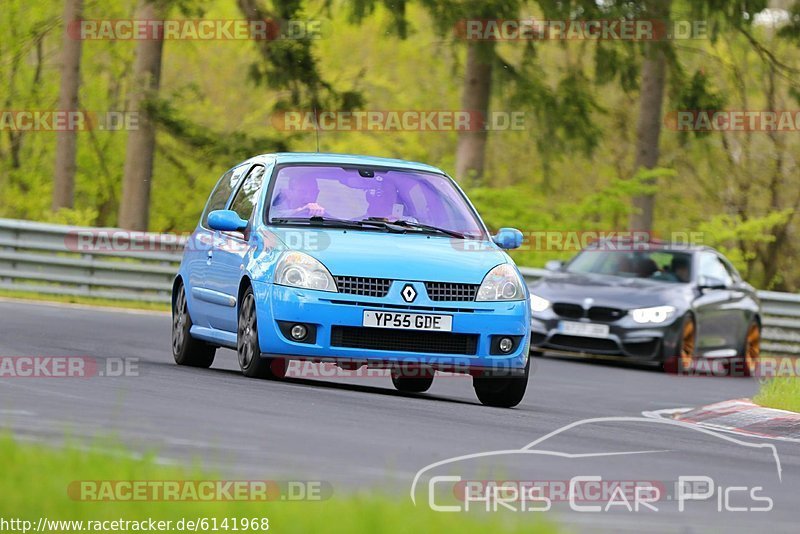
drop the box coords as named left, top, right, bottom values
left=172, top=283, right=216, bottom=368
left=473, top=358, right=530, bottom=408
left=391, top=368, right=434, bottom=393
left=662, top=314, right=695, bottom=375
left=237, top=287, right=285, bottom=379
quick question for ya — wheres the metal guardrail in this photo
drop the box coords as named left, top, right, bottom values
left=0, top=218, right=183, bottom=303
left=519, top=267, right=800, bottom=356
left=0, top=218, right=797, bottom=355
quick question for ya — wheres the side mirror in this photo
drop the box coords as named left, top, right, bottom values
left=208, top=210, right=248, bottom=232
left=545, top=259, right=564, bottom=272
left=698, top=276, right=727, bottom=291
left=493, top=228, right=524, bottom=250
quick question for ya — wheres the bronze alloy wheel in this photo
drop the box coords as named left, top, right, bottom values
left=679, top=319, right=696, bottom=372
left=744, top=322, right=761, bottom=375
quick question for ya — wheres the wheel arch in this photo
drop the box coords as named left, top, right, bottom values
left=171, top=275, right=184, bottom=309
left=237, top=276, right=253, bottom=313
left=751, top=312, right=762, bottom=329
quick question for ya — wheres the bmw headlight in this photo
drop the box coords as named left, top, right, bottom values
left=630, top=305, right=676, bottom=324
left=274, top=251, right=337, bottom=292
left=476, top=264, right=526, bottom=302
left=530, top=294, right=551, bottom=313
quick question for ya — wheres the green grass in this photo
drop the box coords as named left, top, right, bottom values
left=0, top=289, right=170, bottom=312
left=0, top=436, right=557, bottom=533
left=754, top=376, right=800, bottom=413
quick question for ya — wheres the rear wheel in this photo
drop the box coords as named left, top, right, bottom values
left=237, top=287, right=285, bottom=379
left=172, top=283, right=215, bottom=368
left=739, top=320, right=761, bottom=377
left=473, top=358, right=530, bottom=408
left=663, top=315, right=695, bottom=374
left=391, top=368, right=434, bottom=393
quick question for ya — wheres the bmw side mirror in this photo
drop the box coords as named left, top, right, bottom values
left=493, top=228, right=524, bottom=250
left=698, top=276, right=727, bottom=291
left=545, top=259, right=564, bottom=272
left=208, top=210, right=248, bottom=232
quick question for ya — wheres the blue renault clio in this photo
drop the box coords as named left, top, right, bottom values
left=172, top=153, right=530, bottom=407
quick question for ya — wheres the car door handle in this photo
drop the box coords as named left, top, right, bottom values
left=207, top=250, right=213, bottom=265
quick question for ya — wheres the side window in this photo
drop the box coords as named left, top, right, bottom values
left=230, top=165, right=266, bottom=222
left=201, top=165, right=248, bottom=227
left=698, top=253, right=733, bottom=286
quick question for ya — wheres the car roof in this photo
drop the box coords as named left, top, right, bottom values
left=251, top=152, right=447, bottom=175
left=584, top=238, right=716, bottom=254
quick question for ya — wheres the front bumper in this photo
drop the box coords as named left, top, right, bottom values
left=252, top=280, right=529, bottom=373
left=530, top=309, right=683, bottom=362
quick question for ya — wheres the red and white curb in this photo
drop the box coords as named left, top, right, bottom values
left=643, top=398, right=800, bottom=443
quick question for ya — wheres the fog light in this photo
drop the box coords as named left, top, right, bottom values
left=499, top=337, right=514, bottom=353
left=290, top=324, right=308, bottom=340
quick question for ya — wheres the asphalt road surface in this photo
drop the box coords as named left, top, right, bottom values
left=1, top=299, right=797, bottom=533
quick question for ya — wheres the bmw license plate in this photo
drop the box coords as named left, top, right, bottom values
left=363, top=310, right=452, bottom=332
left=558, top=320, right=609, bottom=338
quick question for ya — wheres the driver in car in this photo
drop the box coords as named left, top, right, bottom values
left=270, top=175, right=326, bottom=217
left=671, top=255, right=691, bottom=283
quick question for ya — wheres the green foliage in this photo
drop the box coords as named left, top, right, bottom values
left=576, top=168, right=668, bottom=223
left=670, top=69, right=726, bottom=142
left=697, top=209, right=795, bottom=276
left=469, top=170, right=670, bottom=266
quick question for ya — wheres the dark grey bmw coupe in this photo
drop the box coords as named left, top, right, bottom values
left=528, top=239, right=761, bottom=375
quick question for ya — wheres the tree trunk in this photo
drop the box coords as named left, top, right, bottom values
left=118, top=0, right=166, bottom=231
left=629, top=0, right=671, bottom=232
left=52, top=0, right=83, bottom=211
left=455, top=40, right=494, bottom=187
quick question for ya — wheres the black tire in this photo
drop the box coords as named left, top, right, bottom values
left=237, top=286, right=285, bottom=379
left=172, top=283, right=216, bottom=368
left=473, top=358, right=530, bottom=408
left=662, top=314, right=695, bottom=375
left=391, top=368, right=434, bottom=393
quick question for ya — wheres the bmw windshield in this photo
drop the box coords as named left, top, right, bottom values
left=266, top=165, right=486, bottom=239
left=566, top=249, right=693, bottom=283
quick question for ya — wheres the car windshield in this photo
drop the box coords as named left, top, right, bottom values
left=566, top=249, right=693, bottom=283
left=266, top=165, right=485, bottom=239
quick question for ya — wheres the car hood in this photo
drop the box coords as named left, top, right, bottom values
left=274, top=228, right=509, bottom=283
left=529, top=272, right=692, bottom=309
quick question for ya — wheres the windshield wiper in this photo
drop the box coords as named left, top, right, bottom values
left=364, top=217, right=467, bottom=239
left=272, top=216, right=364, bottom=229
left=273, top=216, right=404, bottom=232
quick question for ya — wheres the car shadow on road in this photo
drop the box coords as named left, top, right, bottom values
left=153, top=359, right=484, bottom=407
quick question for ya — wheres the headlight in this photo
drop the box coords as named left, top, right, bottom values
left=274, top=251, right=337, bottom=292
left=630, top=305, right=676, bottom=324
left=476, top=264, right=526, bottom=301
left=530, top=294, right=551, bottom=313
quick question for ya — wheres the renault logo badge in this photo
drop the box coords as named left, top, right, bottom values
left=401, top=284, right=417, bottom=303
